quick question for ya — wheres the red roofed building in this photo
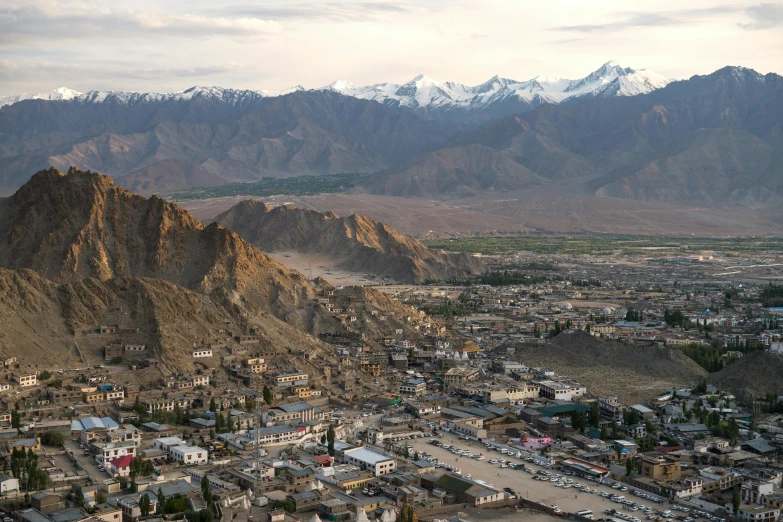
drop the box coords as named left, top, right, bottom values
left=108, top=455, right=135, bottom=477
left=313, top=455, right=333, bottom=467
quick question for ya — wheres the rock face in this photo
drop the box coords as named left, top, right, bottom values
left=215, top=200, right=485, bottom=283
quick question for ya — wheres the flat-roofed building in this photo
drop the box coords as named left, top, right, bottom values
left=342, top=447, right=397, bottom=476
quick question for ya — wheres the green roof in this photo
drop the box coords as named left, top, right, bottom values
left=537, top=403, right=589, bottom=417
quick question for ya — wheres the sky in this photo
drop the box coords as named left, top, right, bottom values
left=1, top=0, right=782, bottom=95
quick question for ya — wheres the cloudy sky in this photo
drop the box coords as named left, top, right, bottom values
left=1, top=0, right=782, bottom=94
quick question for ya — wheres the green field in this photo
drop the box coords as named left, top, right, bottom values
left=168, top=172, right=370, bottom=201
left=423, top=236, right=783, bottom=256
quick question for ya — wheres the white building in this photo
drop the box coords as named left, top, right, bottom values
left=0, top=475, right=19, bottom=493
left=192, top=349, right=213, bottom=358
left=152, top=436, right=186, bottom=453
left=14, top=374, right=37, bottom=387
left=342, top=447, right=396, bottom=476
left=537, top=380, right=573, bottom=401
left=170, top=445, right=208, bottom=465
left=399, top=379, right=426, bottom=397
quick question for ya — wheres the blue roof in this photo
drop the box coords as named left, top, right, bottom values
left=73, top=416, right=119, bottom=431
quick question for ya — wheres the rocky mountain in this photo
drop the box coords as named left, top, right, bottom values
left=709, top=350, right=783, bottom=397
left=0, top=168, right=435, bottom=365
left=0, top=91, right=456, bottom=192
left=361, top=144, right=546, bottom=198
left=363, top=67, right=783, bottom=204
left=214, top=200, right=485, bottom=283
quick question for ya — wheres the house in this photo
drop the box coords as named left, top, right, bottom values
left=107, top=456, right=135, bottom=478
left=267, top=402, right=325, bottom=425
left=169, top=445, right=208, bottom=465
left=32, top=491, right=63, bottom=514
left=14, top=373, right=38, bottom=387
left=399, top=379, right=426, bottom=397
left=275, top=372, right=309, bottom=387
left=192, top=349, right=213, bottom=358
left=738, top=506, right=780, bottom=522
left=444, top=367, right=480, bottom=388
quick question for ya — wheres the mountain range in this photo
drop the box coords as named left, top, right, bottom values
left=214, top=200, right=485, bottom=283
left=0, top=63, right=781, bottom=207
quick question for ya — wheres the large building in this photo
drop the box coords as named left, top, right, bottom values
left=342, top=447, right=397, bottom=476
left=430, top=474, right=503, bottom=506
left=399, top=379, right=426, bottom=397
left=444, top=367, right=480, bottom=388
left=266, top=402, right=325, bottom=425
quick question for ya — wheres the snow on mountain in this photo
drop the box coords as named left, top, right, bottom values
left=324, top=60, right=673, bottom=110
left=0, top=85, right=305, bottom=108
left=0, top=87, right=83, bottom=108
left=0, top=61, right=672, bottom=112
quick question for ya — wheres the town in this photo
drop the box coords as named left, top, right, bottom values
left=0, top=238, right=782, bottom=522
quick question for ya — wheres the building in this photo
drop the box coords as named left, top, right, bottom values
left=14, top=373, right=38, bottom=387
left=444, top=367, right=480, bottom=388
left=32, top=491, right=63, bottom=514
left=399, top=379, right=426, bottom=397
left=192, top=349, right=213, bottom=358
left=598, top=396, right=624, bottom=419
left=641, top=455, right=682, bottom=481
left=738, top=506, right=780, bottom=522
left=246, top=358, right=267, bottom=374
left=342, top=447, right=397, bottom=476
left=537, top=380, right=575, bottom=401
left=170, top=445, right=208, bottom=465
left=742, top=481, right=775, bottom=504
left=0, top=475, right=19, bottom=493
left=431, top=473, right=503, bottom=506
left=248, top=425, right=302, bottom=446
left=267, top=402, right=325, bottom=425
left=107, top=456, right=134, bottom=478
left=275, top=372, right=309, bottom=387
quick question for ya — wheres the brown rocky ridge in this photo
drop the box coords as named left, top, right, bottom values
left=214, top=200, right=485, bottom=283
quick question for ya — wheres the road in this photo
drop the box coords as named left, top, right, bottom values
left=63, top=440, right=104, bottom=483
left=408, top=431, right=666, bottom=516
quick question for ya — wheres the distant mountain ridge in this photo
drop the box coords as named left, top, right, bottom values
left=214, top=200, right=485, bottom=283
left=0, top=60, right=668, bottom=111
left=362, top=66, right=783, bottom=204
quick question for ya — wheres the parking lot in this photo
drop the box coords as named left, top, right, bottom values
left=406, top=432, right=724, bottom=520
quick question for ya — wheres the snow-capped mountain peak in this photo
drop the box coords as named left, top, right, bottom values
left=0, top=86, right=83, bottom=108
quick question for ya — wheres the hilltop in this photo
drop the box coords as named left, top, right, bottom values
left=214, top=200, right=485, bottom=283
left=709, top=350, right=783, bottom=397
left=513, top=331, right=707, bottom=404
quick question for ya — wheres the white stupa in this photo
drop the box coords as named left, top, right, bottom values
left=380, top=509, right=396, bottom=522
left=308, top=515, right=323, bottom=522
left=355, top=508, right=371, bottom=522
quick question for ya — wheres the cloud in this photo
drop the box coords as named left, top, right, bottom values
left=216, top=1, right=423, bottom=22
left=552, top=6, right=739, bottom=33
left=739, top=3, right=783, bottom=29
left=0, top=1, right=281, bottom=48
left=0, top=60, right=244, bottom=83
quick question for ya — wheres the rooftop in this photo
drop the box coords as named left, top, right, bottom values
left=344, top=447, right=394, bottom=465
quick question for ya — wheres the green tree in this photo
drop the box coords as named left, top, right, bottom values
left=589, top=402, right=600, bottom=427
left=156, top=488, right=165, bottom=515
left=413, top=451, right=419, bottom=461
left=41, top=431, right=64, bottom=447
left=215, top=413, right=225, bottom=433
left=74, top=487, right=85, bottom=508
left=398, top=503, right=418, bottom=522
left=209, top=398, right=217, bottom=412
left=626, top=458, right=633, bottom=476
left=403, top=446, right=410, bottom=459
left=732, top=485, right=740, bottom=515
left=327, top=424, right=336, bottom=457
left=320, top=434, right=326, bottom=445
left=201, top=475, right=213, bottom=505
left=263, top=385, right=273, bottom=406
left=600, top=425, right=608, bottom=441
left=140, top=493, right=151, bottom=517
left=39, top=371, right=52, bottom=381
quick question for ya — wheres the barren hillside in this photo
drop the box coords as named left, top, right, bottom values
left=513, top=331, right=707, bottom=404
left=215, top=200, right=484, bottom=283
left=709, top=350, right=783, bottom=397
